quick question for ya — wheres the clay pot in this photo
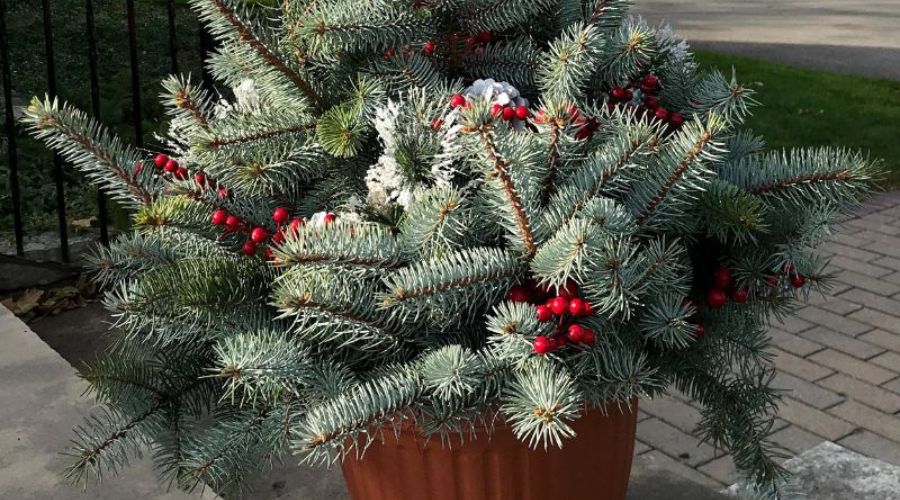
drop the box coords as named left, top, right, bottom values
left=341, top=401, right=638, bottom=500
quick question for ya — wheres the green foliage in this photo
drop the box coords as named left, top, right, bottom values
left=24, top=0, right=880, bottom=497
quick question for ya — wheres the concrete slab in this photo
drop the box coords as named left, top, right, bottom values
left=768, top=441, right=900, bottom=499
left=0, top=305, right=217, bottom=500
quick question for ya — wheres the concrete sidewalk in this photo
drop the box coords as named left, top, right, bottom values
left=633, top=0, right=900, bottom=80
left=0, top=305, right=217, bottom=500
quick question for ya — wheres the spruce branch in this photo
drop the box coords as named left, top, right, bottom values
left=193, top=0, right=320, bottom=105
left=23, top=96, right=157, bottom=207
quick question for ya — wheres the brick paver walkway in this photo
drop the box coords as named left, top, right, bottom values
left=636, top=191, right=900, bottom=487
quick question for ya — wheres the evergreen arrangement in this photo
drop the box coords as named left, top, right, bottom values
left=24, top=0, right=877, bottom=496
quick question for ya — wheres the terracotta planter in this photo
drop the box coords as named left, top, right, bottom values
left=341, top=401, right=638, bottom=500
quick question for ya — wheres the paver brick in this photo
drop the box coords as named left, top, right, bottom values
left=797, top=326, right=884, bottom=360
left=828, top=400, right=900, bottom=443
left=845, top=214, right=900, bottom=236
left=767, top=328, right=825, bottom=357
left=696, top=455, right=737, bottom=486
left=858, top=329, right=900, bottom=352
left=772, top=348, right=834, bottom=382
left=778, top=397, right=856, bottom=441
left=772, top=371, right=844, bottom=409
left=822, top=241, right=881, bottom=262
left=768, top=424, right=826, bottom=455
left=871, top=256, right=900, bottom=272
left=863, top=235, right=900, bottom=259
left=636, top=418, right=717, bottom=467
left=640, top=394, right=702, bottom=435
left=849, top=308, right=900, bottom=335
left=827, top=255, right=893, bottom=278
left=770, top=314, right=815, bottom=334
left=634, top=440, right=651, bottom=456
left=816, top=373, right=900, bottom=414
left=805, top=293, right=865, bottom=315
left=839, top=288, right=900, bottom=317
left=869, top=351, right=900, bottom=371
left=808, top=349, right=896, bottom=385
left=838, top=430, right=900, bottom=467
left=795, top=307, right=872, bottom=337
left=835, top=270, right=900, bottom=296
left=632, top=451, right=723, bottom=489
left=883, top=377, right=900, bottom=394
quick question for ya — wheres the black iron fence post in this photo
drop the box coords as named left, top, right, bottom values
left=84, top=0, right=109, bottom=246
left=126, top=0, right=143, bottom=148
left=41, top=0, right=70, bottom=262
left=0, top=0, right=23, bottom=256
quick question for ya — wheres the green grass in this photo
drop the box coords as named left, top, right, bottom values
left=695, top=50, right=900, bottom=185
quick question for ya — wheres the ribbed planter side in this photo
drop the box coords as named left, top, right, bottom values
left=341, top=402, right=638, bottom=500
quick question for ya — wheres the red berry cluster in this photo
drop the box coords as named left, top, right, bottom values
left=704, top=266, right=748, bottom=310
left=532, top=105, right=599, bottom=140
left=506, top=281, right=597, bottom=355
left=151, top=153, right=231, bottom=199
left=210, top=206, right=332, bottom=260
left=491, top=102, right=530, bottom=122
left=608, top=73, right=685, bottom=129
left=465, top=31, right=493, bottom=47
left=768, top=263, right=807, bottom=289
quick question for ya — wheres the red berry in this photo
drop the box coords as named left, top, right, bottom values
left=272, top=230, right=285, bottom=245
left=644, top=96, right=659, bottom=110
left=706, top=288, right=727, bottom=309
left=644, top=74, right=659, bottom=89
left=507, top=286, right=531, bottom=303
left=241, top=240, right=257, bottom=256
left=194, top=172, right=206, bottom=186
left=174, top=167, right=188, bottom=180
left=566, top=104, right=580, bottom=121
left=566, top=323, right=586, bottom=343
left=548, top=296, right=569, bottom=316
left=423, top=41, right=436, bottom=55
left=568, top=297, right=587, bottom=317
left=790, top=274, right=806, bottom=288
left=431, top=118, right=443, bottom=130
left=211, top=209, right=228, bottom=226
left=225, top=215, right=241, bottom=231
left=582, top=301, right=594, bottom=317
left=133, top=161, right=143, bottom=176
left=558, top=281, right=578, bottom=298
left=164, top=159, right=179, bottom=173
left=491, top=103, right=504, bottom=117
left=581, top=329, right=596, bottom=345
left=553, top=336, right=568, bottom=349
left=670, top=112, right=685, bottom=127
left=655, top=107, right=669, bottom=122
left=289, top=217, right=305, bottom=233
left=624, top=89, right=634, bottom=102
left=712, top=266, right=733, bottom=290
left=695, top=324, right=706, bottom=337
left=532, top=335, right=553, bottom=355
left=465, top=35, right=478, bottom=46
left=251, top=227, right=269, bottom=243
left=477, top=31, right=493, bottom=44
left=273, top=207, right=290, bottom=224
left=502, top=106, right=516, bottom=121
left=611, top=87, right=628, bottom=101
left=640, top=84, right=657, bottom=95
left=535, top=305, right=553, bottom=322
left=732, top=288, right=750, bottom=304
left=515, top=106, right=529, bottom=120
left=218, top=186, right=230, bottom=200
left=385, top=48, right=396, bottom=58
left=263, top=247, right=275, bottom=261
left=154, top=153, right=169, bottom=168
left=324, top=213, right=337, bottom=224
left=450, top=94, right=466, bottom=108
left=766, top=275, right=781, bottom=287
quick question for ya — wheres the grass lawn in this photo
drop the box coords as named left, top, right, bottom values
left=695, top=50, right=900, bottom=186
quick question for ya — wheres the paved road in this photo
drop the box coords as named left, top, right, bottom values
left=633, top=0, right=900, bottom=80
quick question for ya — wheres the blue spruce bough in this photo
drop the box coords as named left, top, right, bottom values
left=24, top=1, right=878, bottom=497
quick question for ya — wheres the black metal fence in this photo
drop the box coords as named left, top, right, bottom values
left=0, top=0, right=212, bottom=262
